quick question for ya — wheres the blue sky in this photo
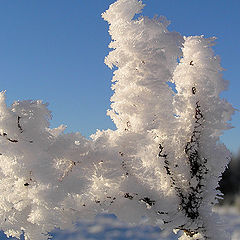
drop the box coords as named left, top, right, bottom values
left=0, top=0, right=239, bottom=155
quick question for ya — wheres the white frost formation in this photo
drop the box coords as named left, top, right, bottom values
left=0, top=0, right=234, bottom=239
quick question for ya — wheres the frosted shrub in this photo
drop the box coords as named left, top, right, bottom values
left=0, top=0, right=234, bottom=239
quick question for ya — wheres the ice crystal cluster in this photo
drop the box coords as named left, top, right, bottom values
left=0, top=0, right=234, bottom=239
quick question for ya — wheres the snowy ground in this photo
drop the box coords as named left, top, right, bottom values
left=51, top=214, right=178, bottom=240
left=51, top=206, right=240, bottom=240
left=215, top=207, right=240, bottom=240
left=2, top=207, right=240, bottom=240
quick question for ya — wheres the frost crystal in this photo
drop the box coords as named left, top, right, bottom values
left=0, top=1, right=234, bottom=239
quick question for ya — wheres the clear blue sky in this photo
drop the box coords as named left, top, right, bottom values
left=0, top=0, right=239, bottom=156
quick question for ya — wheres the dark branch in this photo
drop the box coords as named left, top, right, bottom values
left=17, top=116, right=23, bottom=133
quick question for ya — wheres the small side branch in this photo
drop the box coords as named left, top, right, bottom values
left=58, top=160, right=81, bottom=182
left=17, top=116, right=23, bottom=133
left=0, top=132, right=18, bottom=143
left=178, top=99, right=209, bottom=238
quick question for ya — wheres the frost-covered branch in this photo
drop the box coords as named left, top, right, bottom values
left=0, top=1, right=235, bottom=240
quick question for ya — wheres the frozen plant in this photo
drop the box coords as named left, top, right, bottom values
left=0, top=0, right=235, bottom=239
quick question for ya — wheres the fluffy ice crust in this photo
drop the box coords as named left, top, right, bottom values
left=0, top=0, right=234, bottom=239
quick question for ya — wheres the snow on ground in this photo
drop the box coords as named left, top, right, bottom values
left=50, top=207, right=240, bottom=240
left=51, top=214, right=177, bottom=240
left=1, top=207, right=239, bottom=240
left=215, top=207, right=240, bottom=240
